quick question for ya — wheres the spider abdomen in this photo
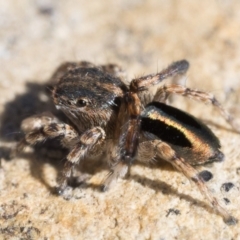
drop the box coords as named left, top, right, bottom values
left=141, top=102, right=224, bottom=165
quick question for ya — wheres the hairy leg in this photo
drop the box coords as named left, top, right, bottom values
left=102, top=92, right=142, bottom=191
left=154, top=140, right=237, bottom=225
left=16, top=112, right=79, bottom=152
left=130, top=60, right=189, bottom=92
left=58, top=127, right=106, bottom=193
left=17, top=113, right=106, bottom=192
left=153, top=84, right=239, bottom=131
left=103, top=60, right=190, bottom=189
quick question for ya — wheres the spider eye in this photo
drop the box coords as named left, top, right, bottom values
left=76, top=98, right=88, bottom=107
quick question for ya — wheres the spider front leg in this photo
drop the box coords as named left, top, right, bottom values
left=154, top=140, right=237, bottom=225
left=153, top=84, right=240, bottom=131
left=16, top=112, right=79, bottom=152
left=103, top=92, right=142, bottom=190
left=58, top=127, right=106, bottom=194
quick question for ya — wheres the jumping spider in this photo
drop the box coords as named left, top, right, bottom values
left=17, top=60, right=239, bottom=225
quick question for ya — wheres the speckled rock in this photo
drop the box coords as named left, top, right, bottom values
left=0, top=1, right=240, bottom=239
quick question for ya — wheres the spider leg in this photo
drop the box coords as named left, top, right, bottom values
left=103, top=59, right=185, bottom=189
left=154, top=140, right=237, bottom=225
left=16, top=112, right=79, bottom=152
left=102, top=161, right=129, bottom=191
left=58, top=127, right=106, bottom=193
left=153, top=84, right=239, bottom=131
left=17, top=113, right=106, bottom=192
left=130, top=60, right=189, bottom=92
left=103, top=92, right=142, bottom=191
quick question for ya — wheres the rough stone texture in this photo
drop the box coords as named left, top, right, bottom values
left=0, top=1, right=240, bottom=239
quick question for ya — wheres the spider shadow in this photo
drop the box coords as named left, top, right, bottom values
left=0, top=80, right=61, bottom=189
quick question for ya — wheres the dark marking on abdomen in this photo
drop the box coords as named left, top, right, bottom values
left=141, top=117, right=192, bottom=147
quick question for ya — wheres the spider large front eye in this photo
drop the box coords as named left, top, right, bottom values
left=76, top=98, right=88, bottom=107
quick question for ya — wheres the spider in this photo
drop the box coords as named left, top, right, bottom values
left=17, top=60, right=239, bottom=225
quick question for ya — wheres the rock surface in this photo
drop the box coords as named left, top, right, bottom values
left=0, top=1, right=240, bottom=239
